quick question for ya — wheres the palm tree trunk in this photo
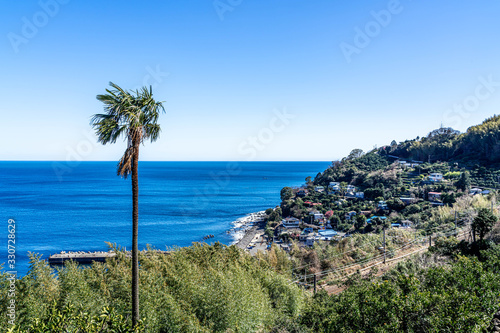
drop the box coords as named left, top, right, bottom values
left=131, top=141, right=140, bottom=327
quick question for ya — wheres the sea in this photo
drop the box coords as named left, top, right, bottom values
left=0, top=161, right=330, bottom=276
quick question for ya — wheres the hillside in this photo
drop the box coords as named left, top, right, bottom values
left=379, top=114, right=500, bottom=166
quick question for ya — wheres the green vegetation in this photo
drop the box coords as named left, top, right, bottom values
left=300, top=245, right=500, bottom=332
left=0, top=244, right=305, bottom=332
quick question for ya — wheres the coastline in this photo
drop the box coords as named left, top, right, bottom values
left=229, top=211, right=268, bottom=250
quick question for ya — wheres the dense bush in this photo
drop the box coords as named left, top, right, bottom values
left=300, top=248, right=500, bottom=332
left=0, top=244, right=305, bottom=332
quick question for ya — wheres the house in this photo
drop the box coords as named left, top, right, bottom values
left=296, top=189, right=308, bottom=197
left=378, top=201, right=388, bottom=210
left=345, top=190, right=363, bottom=200
left=305, top=235, right=316, bottom=247
left=299, top=228, right=314, bottom=240
left=360, top=210, right=372, bottom=216
left=345, top=192, right=356, bottom=199
left=314, top=186, right=325, bottom=193
left=401, top=220, right=412, bottom=228
left=470, top=188, right=482, bottom=195
left=345, top=211, right=357, bottom=220
left=428, top=192, right=442, bottom=202
left=346, top=185, right=356, bottom=192
left=366, top=216, right=387, bottom=224
left=309, top=211, right=325, bottom=221
left=329, top=184, right=341, bottom=193
left=429, top=173, right=443, bottom=182
left=318, top=229, right=338, bottom=241
left=282, top=217, right=300, bottom=228
left=400, top=197, right=415, bottom=205
left=329, top=182, right=340, bottom=188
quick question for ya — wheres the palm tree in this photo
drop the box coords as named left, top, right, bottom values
left=91, top=82, right=165, bottom=326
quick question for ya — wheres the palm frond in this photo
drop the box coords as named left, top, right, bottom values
left=92, top=82, right=165, bottom=177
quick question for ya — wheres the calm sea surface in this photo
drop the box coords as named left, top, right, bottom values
left=0, top=161, right=330, bottom=275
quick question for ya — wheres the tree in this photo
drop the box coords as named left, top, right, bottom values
left=456, top=171, right=471, bottom=192
left=280, top=187, right=294, bottom=201
left=330, top=215, right=340, bottom=229
left=472, top=208, right=498, bottom=241
left=355, top=215, right=366, bottom=231
left=268, top=207, right=282, bottom=222
left=347, top=148, right=364, bottom=160
left=91, top=82, right=165, bottom=326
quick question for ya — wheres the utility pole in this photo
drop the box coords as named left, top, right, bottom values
left=429, top=235, right=432, bottom=247
left=383, top=227, right=386, bottom=264
left=313, top=275, right=317, bottom=294
left=455, top=211, right=458, bottom=237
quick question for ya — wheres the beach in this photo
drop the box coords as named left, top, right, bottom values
left=231, top=211, right=269, bottom=253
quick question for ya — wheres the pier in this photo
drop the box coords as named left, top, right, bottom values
left=48, top=249, right=171, bottom=265
left=48, top=251, right=116, bottom=265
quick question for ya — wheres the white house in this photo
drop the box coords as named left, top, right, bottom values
left=282, top=217, right=300, bottom=228
left=329, top=184, right=340, bottom=193
left=346, top=185, right=356, bottom=192
left=309, top=211, right=325, bottom=221
left=378, top=201, right=388, bottom=210
left=401, top=220, right=413, bottom=228
left=305, top=235, right=316, bottom=247
left=470, top=188, right=482, bottom=195
left=429, top=173, right=443, bottom=182
left=314, top=186, right=325, bottom=193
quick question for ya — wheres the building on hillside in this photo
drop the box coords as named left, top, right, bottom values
left=299, top=228, right=314, bottom=240
left=366, top=216, right=387, bottom=224
left=346, top=185, right=356, bottom=192
left=296, top=189, right=308, bottom=197
left=428, top=192, right=442, bottom=202
left=309, top=211, right=325, bottom=221
left=305, top=235, right=316, bottom=247
left=318, top=229, right=338, bottom=241
left=378, top=201, right=388, bottom=210
left=314, top=186, right=325, bottom=193
left=470, top=188, right=482, bottom=195
left=400, top=197, right=416, bottom=205
left=401, top=220, right=413, bottom=228
left=282, top=217, right=300, bottom=228
left=345, top=211, right=357, bottom=220
left=329, top=184, right=340, bottom=193
left=429, top=173, right=443, bottom=182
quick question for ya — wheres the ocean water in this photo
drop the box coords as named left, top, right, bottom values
left=0, top=161, right=330, bottom=275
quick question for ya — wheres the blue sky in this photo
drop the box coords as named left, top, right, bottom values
left=1, top=0, right=500, bottom=161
